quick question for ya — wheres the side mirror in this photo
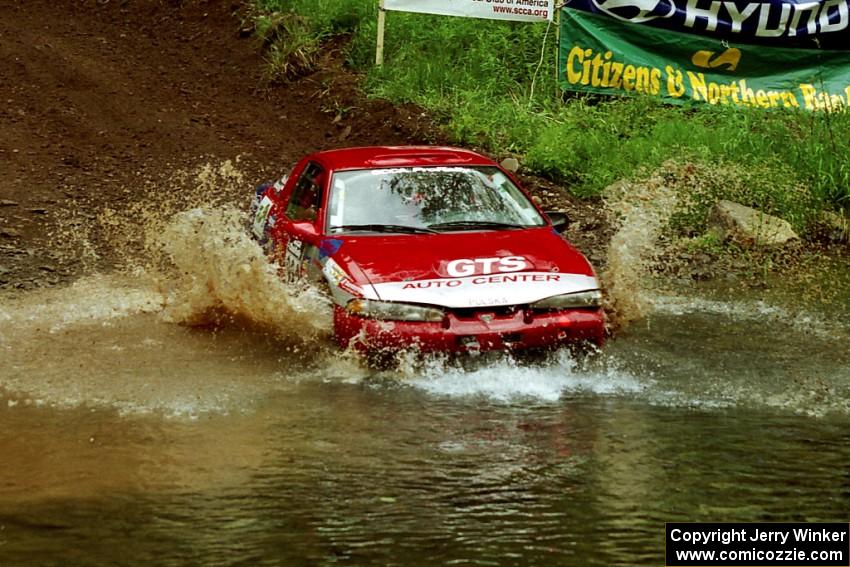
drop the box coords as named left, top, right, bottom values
left=545, top=211, right=570, bottom=233
left=289, top=220, right=320, bottom=243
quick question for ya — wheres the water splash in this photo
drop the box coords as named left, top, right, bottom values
left=0, top=161, right=332, bottom=416
left=652, top=294, right=848, bottom=341
left=154, top=207, right=331, bottom=337
left=3, top=159, right=848, bottom=421
left=51, top=159, right=250, bottom=274
left=48, top=160, right=331, bottom=340
left=405, top=351, right=645, bottom=403
left=0, top=274, right=163, bottom=335
left=601, top=171, right=677, bottom=331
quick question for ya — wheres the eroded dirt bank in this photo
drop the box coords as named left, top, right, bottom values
left=5, top=0, right=550, bottom=288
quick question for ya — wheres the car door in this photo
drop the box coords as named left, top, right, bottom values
left=275, top=160, right=326, bottom=285
left=251, top=173, right=290, bottom=252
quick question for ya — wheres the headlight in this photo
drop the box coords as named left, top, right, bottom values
left=531, top=290, right=603, bottom=310
left=346, top=299, right=445, bottom=322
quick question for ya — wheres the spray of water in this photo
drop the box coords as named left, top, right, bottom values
left=0, top=274, right=164, bottom=335
left=47, top=160, right=331, bottom=341
left=4, top=159, right=847, bottom=418
left=601, top=170, right=678, bottom=331
left=405, top=350, right=645, bottom=403
left=0, top=161, right=335, bottom=416
left=154, top=207, right=331, bottom=335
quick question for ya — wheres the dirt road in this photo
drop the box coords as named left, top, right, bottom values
left=0, top=0, right=444, bottom=287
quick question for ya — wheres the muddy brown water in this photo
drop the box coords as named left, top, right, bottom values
left=1, top=255, right=848, bottom=565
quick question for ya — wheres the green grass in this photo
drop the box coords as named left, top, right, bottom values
left=252, top=0, right=849, bottom=232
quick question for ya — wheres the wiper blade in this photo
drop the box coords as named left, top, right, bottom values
left=428, top=220, right=526, bottom=231
left=334, top=224, right=438, bottom=234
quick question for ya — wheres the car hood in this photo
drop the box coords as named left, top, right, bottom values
left=329, top=228, right=600, bottom=309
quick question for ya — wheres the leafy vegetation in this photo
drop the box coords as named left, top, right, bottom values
left=252, top=0, right=849, bottom=233
left=253, top=10, right=323, bottom=79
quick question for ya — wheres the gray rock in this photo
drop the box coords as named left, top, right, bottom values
left=708, top=200, right=798, bottom=247
left=500, top=157, right=520, bottom=173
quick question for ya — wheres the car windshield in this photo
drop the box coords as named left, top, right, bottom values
left=327, top=166, right=546, bottom=234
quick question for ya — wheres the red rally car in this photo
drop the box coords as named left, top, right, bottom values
left=250, top=146, right=605, bottom=355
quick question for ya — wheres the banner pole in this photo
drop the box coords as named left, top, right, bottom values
left=376, top=0, right=386, bottom=66
left=554, top=2, right=561, bottom=92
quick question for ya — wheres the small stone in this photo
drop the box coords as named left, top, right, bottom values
left=691, top=267, right=714, bottom=281
left=820, top=211, right=848, bottom=243
left=39, top=265, right=56, bottom=272
left=0, top=228, right=20, bottom=238
left=27, top=208, right=48, bottom=214
left=500, top=157, right=520, bottom=172
left=0, top=200, right=18, bottom=207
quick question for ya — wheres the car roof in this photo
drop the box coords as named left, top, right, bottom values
left=307, top=146, right=498, bottom=171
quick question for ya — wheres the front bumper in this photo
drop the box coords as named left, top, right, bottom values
left=333, top=306, right=606, bottom=354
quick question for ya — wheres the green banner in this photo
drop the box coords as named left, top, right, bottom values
left=558, top=9, right=850, bottom=112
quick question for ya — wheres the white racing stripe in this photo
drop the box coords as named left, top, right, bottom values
left=370, top=272, right=599, bottom=308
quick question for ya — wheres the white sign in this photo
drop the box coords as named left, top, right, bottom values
left=384, top=0, right=555, bottom=22
left=370, top=272, right=599, bottom=308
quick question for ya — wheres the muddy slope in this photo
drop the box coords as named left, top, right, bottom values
left=0, top=0, right=446, bottom=287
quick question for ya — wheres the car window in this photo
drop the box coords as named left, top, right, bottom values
left=327, top=166, right=545, bottom=232
left=286, top=162, right=324, bottom=222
